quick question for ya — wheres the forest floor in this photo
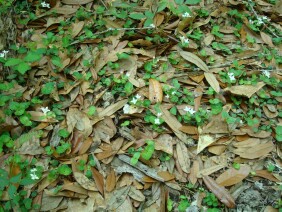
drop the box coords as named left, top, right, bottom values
left=0, top=0, right=281, bottom=211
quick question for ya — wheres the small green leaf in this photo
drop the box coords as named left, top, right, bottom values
left=185, top=0, right=201, bottom=4
left=129, top=12, right=146, bottom=20
left=87, top=106, right=96, bottom=116
left=58, top=129, right=70, bottom=138
left=58, top=165, right=72, bottom=176
left=41, top=82, right=55, bottom=95
left=16, top=62, right=31, bottom=74
left=5, top=58, right=23, bottom=66
left=20, top=115, right=32, bottom=126
left=24, top=52, right=42, bottom=62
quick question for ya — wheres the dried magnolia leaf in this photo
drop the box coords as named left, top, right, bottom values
left=203, top=176, right=235, bottom=208
left=91, top=167, right=104, bottom=196
left=176, top=142, right=191, bottom=173
left=179, top=51, right=210, bottom=72
left=73, top=172, right=98, bottom=191
left=204, top=72, right=220, bottom=93
left=215, top=165, right=251, bottom=186
left=149, top=78, right=163, bottom=103
left=224, top=82, right=265, bottom=98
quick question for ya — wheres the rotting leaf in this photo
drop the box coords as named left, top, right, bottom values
left=203, top=176, right=235, bottom=208
left=215, top=164, right=251, bottom=186
left=128, top=186, right=145, bottom=202
left=233, top=142, right=274, bottom=159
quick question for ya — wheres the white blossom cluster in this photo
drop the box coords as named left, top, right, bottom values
left=0, top=50, right=9, bottom=58
left=41, top=1, right=50, bottom=8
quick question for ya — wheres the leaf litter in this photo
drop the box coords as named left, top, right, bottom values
left=0, top=0, right=281, bottom=211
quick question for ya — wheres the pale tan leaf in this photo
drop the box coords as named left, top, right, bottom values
left=73, top=172, right=98, bottom=191
left=203, top=176, right=235, bottom=208
left=179, top=51, right=210, bottom=72
left=204, top=72, right=220, bottom=93
left=215, top=165, right=251, bottom=186
left=149, top=79, right=163, bottom=104
left=62, top=0, right=94, bottom=4
left=71, top=21, right=84, bottom=38
left=176, top=142, right=191, bottom=173
left=260, top=31, right=274, bottom=47
left=224, top=82, right=265, bottom=98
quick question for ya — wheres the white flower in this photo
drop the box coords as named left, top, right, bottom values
left=157, top=112, right=162, bottom=117
left=154, top=118, right=160, bottom=125
left=30, top=168, right=39, bottom=180
left=261, top=16, right=269, bottom=21
left=125, top=72, right=130, bottom=77
left=123, top=104, right=130, bottom=114
left=135, top=94, right=141, bottom=99
left=182, top=12, right=191, bottom=18
left=262, top=70, right=270, bottom=78
left=41, top=1, right=50, bottom=8
left=184, top=106, right=196, bottom=114
left=40, top=107, right=50, bottom=115
left=180, top=36, right=189, bottom=45
left=228, top=72, right=235, bottom=81
left=149, top=24, right=155, bottom=28
left=0, top=50, right=8, bottom=58
left=165, top=94, right=170, bottom=99
left=30, top=173, right=39, bottom=180
left=131, top=98, right=138, bottom=104
left=257, top=17, right=264, bottom=25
